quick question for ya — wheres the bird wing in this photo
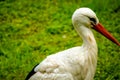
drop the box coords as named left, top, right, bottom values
left=28, top=54, right=74, bottom=80
left=28, top=47, right=83, bottom=80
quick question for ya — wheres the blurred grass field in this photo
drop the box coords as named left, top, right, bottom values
left=0, top=0, right=120, bottom=80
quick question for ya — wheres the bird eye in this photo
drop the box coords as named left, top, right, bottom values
left=89, top=17, right=96, bottom=24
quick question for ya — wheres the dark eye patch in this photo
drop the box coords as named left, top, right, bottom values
left=81, top=14, right=97, bottom=24
left=89, top=17, right=96, bottom=24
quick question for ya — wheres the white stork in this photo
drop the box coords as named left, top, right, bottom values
left=25, top=7, right=120, bottom=80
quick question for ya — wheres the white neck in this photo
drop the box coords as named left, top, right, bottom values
left=74, top=24, right=97, bottom=50
left=74, top=24, right=98, bottom=79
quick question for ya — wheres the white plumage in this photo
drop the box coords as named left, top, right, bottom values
left=25, top=7, right=120, bottom=80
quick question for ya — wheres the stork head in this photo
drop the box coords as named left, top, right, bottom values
left=72, top=7, right=99, bottom=28
left=72, top=7, right=120, bottom=46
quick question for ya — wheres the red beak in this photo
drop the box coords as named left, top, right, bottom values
left=92, top=23, right=120, bottom=46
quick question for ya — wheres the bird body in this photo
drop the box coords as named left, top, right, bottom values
left=29, top=46, right=97, bottom=80
left=26, top=8, right=120, bottom=80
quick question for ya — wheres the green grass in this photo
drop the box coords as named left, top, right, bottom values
left=0, top=0, right=120, bottom=80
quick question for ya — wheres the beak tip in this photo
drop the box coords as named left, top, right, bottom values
left=118, top=43, right=120, bottom=46
left=116, top=42, right=120, bottom=46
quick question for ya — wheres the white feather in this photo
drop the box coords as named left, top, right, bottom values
left=29, top=43, right=97, bottom=80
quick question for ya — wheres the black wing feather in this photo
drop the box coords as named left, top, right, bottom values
left=25, top=64, right=39, bottom=80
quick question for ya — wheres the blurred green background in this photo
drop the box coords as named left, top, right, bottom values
left=0, top=0, right=120, bottom=80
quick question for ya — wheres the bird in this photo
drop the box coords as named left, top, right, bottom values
left=25, top=7, right=120, bottom=80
